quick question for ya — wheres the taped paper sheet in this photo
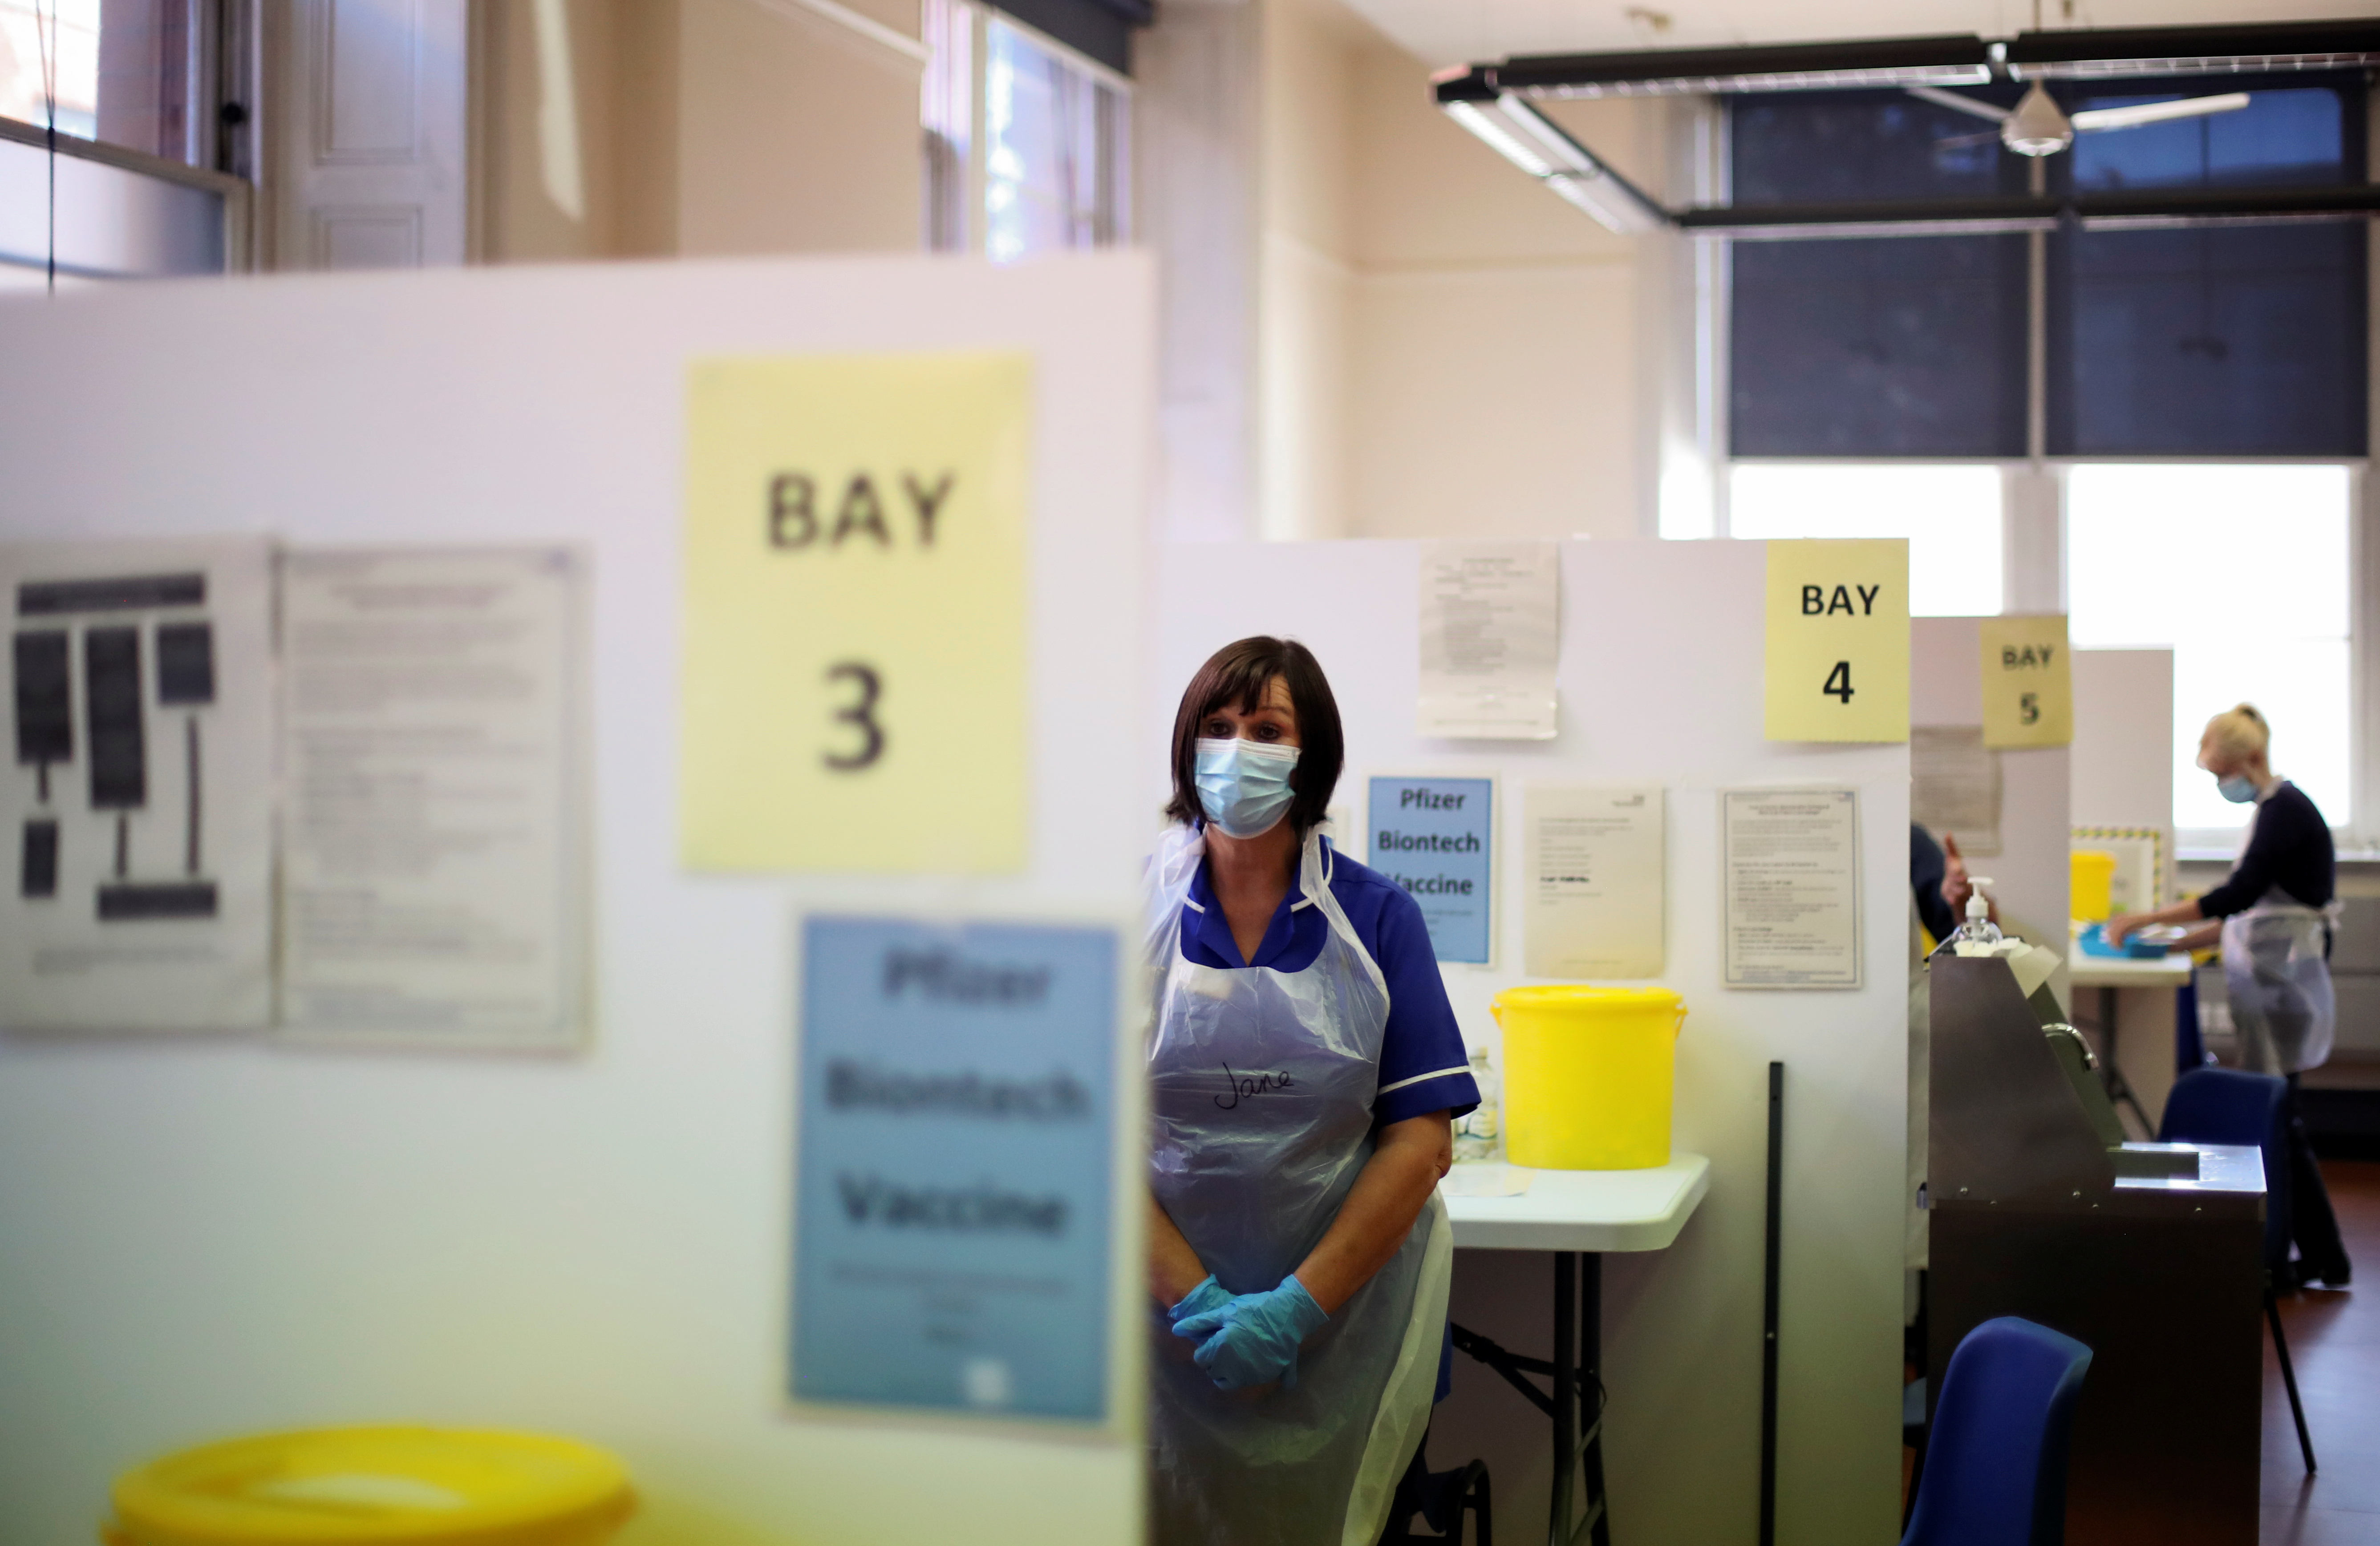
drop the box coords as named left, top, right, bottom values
left=278, top=547, right=588, bottom=1049
left=1417, top=541, right=1558, bottom=740
left=1367, top=774, right=1494, bottom=965
left=1911, top=725, right=2001, bottom=857
left=791, top=915, right=1119, bottom=1423
left=0, top=536, right=275, bottom=1032
left=1722, top=788, right=1862, bottom=990
left=1524, top=784, right=1665, bottom=979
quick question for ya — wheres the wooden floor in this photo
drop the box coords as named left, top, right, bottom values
left=2261, top=1158, right=2379, bottom=1545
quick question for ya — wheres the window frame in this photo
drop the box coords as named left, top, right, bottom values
left=921, top=0, right=1131, bottom=261
left=0, top=0, right=254, bottom=280
left=1699, top=83, right=2379, bottom=856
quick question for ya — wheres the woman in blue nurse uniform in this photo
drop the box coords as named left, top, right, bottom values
left=1144, top=635, right=1480, bottom=1546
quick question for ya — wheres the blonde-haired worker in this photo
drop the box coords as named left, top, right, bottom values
left=2107, top=703, right=2349, bottom=1287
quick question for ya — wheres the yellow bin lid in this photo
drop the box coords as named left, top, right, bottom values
left=108, top=1427, right=634, bottom=1546
left=1493, top=985, right=1683, bottom=1012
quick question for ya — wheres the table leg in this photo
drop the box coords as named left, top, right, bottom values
left=2095, top=984, right=2155, bottom=1138
left=1547, top=1252, right=1611, bottom=1546
left=1581, top=1252, right=1611, bottom=1546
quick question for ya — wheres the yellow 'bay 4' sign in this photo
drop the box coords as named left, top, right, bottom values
left=1764, top=539, right=1910, bottom=743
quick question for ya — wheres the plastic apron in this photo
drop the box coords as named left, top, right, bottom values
left=1143, top=824, right=1452, bottom=1546
left=2220, top=888, right=2336, bottom=1076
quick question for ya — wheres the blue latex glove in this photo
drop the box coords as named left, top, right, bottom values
left=1172, top=1275, right=1329, bottom=1391
left=1168, top=1275, right=1233, bottom=1328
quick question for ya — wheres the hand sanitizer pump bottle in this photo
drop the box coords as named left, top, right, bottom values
left=1951, top=879, right=2004, bottom=956
left=1453, top=1044, right=1501, bottom=1162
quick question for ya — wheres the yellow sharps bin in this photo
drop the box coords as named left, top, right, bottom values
left=1493, top=985, right=1687, bottom=1170
left=105, top=1427, right=634, bottom=1546
left=2071, top=848, right=2118, bottom=923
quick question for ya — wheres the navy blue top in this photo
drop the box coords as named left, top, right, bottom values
left=2199, top=781, right=2335, bottom=919
left=1179, top=836, right=1481, bottom=1125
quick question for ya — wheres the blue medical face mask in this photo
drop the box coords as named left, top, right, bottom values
left=1194, top=737, right=1301, bottom=839
left=2217, top=774, right=2260, bottom=805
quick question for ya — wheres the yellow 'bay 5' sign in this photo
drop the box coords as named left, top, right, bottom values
left=1978, top=615, right=2072, bottom=748
left=1764, top=539, right=1910, bottom=743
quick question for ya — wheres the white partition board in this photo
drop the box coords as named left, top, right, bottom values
left=1156, top=540, right=1907, bottom=1546
left=1912, top=617, right=2072, bottom=1008
left=2073, top=648, right=2176, bottom=834
left=0, top=255, right=1155, bottom=1546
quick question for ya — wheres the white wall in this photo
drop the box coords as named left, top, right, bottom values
left=473, top=0, right=926, bottom=265
left=1147, top=0, right=1662, bottom=544
left=1342, top=48, right=1653, bottom=543
left=2072, top=648, right=2176, bottom=835
left=0, top=254, right=1153, bottom=1546
left=1159, top=538, right=1909, bottom=1546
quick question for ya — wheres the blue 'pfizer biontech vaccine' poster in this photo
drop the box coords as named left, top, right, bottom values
left=1367, top=776, right=1493, bottom=964
left=791, top=915, right=1117, bottom=1421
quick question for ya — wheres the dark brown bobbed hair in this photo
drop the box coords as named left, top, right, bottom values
left=1165, top=636, right=1345, bottom=834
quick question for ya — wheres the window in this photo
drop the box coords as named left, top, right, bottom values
left=922, top=0, right=1129, bottom=263
left=1726, top=75, right=2367, bottom=460
left=2067, top=464, right=2352, bottom=835
left=1, top=0, right=216, bottom=167
left=1728, top=464, right=2003, bottom=616
left=2049, top=79, right=2366, bottom=457
left=1729, top=90, right=2029, bottom=458
left=1, top=0, right=239, bottom=285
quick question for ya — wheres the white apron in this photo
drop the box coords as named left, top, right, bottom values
left=2220, top=891, right=2335, bottom=1076
left=1144, top=825, right=1451, bottom=1546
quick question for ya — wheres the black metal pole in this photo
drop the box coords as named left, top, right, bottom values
left=1760, top=1061, right=1783, bottom=1546
left=1553, top=1251, right=1576, bottom=1546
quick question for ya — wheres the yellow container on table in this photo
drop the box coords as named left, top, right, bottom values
left=1492, top=984, right=1686, bottom=1170
left=2071, top=848, right=2118, bottom=923
left=105, top=1427, right=634, bottom=1546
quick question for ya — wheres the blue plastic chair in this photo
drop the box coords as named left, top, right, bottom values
left=1901, top=1317, right=2092, bottom=1546
left=2157, top=1066, right=2316, bottom=1472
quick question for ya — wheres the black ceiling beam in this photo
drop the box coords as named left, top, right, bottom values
left=1440, top=17, right=2380, bottom=101
left=2005, top=19, right=2380, bottom=77
left=1480, top=35, right=1991, bottom=98
left=1679, top=184, right=2380, bottom=241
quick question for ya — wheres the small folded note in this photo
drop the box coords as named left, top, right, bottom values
left=1441, top=1165, right=1533, bottom=1198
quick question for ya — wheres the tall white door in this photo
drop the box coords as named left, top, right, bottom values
left=271, top=0, right=467, bottom=268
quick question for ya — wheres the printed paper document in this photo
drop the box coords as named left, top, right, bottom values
left=279, top=547, right=586, bottom=1048
left=1723, top=788, right=1863, bottom=989
left=1418, top=542, right=1559, bottom=740
left=1524, top=784, right=1665, bottom=979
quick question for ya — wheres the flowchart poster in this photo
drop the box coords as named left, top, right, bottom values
left=0, top=537, right=274, bottom=1032
left=790, top=915, right=1118, bottom=1423
left=681, top=352, right=1032, bottom=873
left=1367, top=776, right=1494, bottom=964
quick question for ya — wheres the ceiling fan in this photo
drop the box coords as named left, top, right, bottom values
left=1906, top=79, right=2248, bottom=158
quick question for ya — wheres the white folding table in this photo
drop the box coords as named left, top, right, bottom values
left=1439, top=1154, right=1712, bottom=1546
left=2070, top=952, right=2193, bottom=1136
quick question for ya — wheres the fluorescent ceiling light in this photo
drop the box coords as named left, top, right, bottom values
left=1443, top=100, right=1556, bottom=178
left=1443, top=94, right=1670, bottom=235
left=2070, top=92, right=2249, bottom=131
